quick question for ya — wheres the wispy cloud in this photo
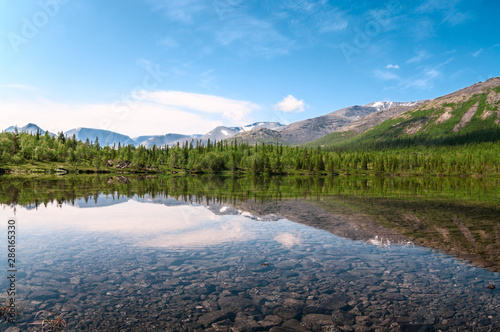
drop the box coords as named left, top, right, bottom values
left=149, top=0, right=349, bottom=59
left=374, top=70, right=400, bottom=81
left=407, top=50, right=431, bottom=63
left=274, top=95, right=306, bottom=113
left=472, top=44, right=500, bottom=57
left=376, top=57, right=454, bottom=92
left=315, top=8, right=349, bottom=32
left=214, top=15, right=294, bottom=58
left=386, top=64, right=400, bottom=69
left=443, top=11, right=471, bottom=25
left=416, top=0, right=473, bottom=25
left=146, top=0, right=208, bottom=24
left=278, top=1, right=349, bottom=36
left=416, top=0, right=456, bottom=13
left=158, top=36, right=179, bottom=49
left=408, top=17, right=436, bottom=40
left=401, top=58, right=453, bottom=90
left=199, top=69, right=217, bottom=90
left=472, top=48, right=483, bottom=57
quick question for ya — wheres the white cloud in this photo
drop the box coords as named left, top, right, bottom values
left=274, top=232, right=301, bottom=249
left=274, top=95, right=306, bottom=113
left=0, top=84, right=261, bottom=136
left=134, top=90, right=259, bottom=122
left=0, top=99, right=222, bottom=137
left=386, top=64, right=400, bottom=69
left=0, top=90, right=262, bottom=137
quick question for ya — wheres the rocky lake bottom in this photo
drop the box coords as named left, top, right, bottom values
left=0, top=193, right=499, bottom=331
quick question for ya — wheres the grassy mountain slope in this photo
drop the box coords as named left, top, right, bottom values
left=306, top=101, right=427, bottom=147
left=308, top=77, right=500, bottom=150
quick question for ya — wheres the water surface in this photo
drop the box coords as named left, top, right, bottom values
left=0, top=175, right=498, bottom=331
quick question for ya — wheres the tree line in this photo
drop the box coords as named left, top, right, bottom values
left=0, top=130, right=499, bottom=175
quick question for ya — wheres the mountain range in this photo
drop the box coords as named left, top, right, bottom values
left=5, top=77, right=499, bottom=148
left=4, top=122, right=286, bottom=148
left=157, top=122, right=285, bottom=148
left=308, top=77, right=500, bottom=149
left=2, top=103, right=419, bottom=147
left=231, top=101, right=423, bottom=145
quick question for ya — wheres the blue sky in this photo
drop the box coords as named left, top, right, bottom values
left=1, top=0, right=499, bottom=136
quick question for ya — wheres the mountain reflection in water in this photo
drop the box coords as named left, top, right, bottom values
left=0, top=175, right=498, bottom=331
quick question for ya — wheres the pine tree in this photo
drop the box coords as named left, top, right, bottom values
left=94, top=137, right=100, bottom=150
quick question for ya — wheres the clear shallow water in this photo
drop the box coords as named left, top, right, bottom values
left=0, top=193, right=498, bottom=331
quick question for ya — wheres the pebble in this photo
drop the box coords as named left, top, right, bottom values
left=3, top=205, right=499, bottom=332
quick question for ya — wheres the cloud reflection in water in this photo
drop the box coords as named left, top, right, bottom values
left=8, top=199, right=298, bottom=249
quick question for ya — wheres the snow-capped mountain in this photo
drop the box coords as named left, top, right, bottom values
left=242, top=122, right=285, bottom=132
left=247, top=101, right=423, bottom=145
left=203, top=126, right=243, bottom=141
left=5, top=103, right=426, bottom=148
left=365, top=101, right=420, bottom=112
left=4, top=122, right=283, bottom=148
left=166, top=122, right=285, bottom=147
left=132, top=135, right=158, bottom=146
left=139, top=133, right=198, bottom=148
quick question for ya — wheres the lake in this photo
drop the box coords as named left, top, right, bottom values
left=0, top=175, right=498, bottom=331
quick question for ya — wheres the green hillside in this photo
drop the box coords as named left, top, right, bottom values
left=308, top=78, right=500, bottom=150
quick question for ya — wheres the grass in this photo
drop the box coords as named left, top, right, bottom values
left=0, top=296, right=23, bottom=324
left=1, top=160, right=157, bottom=175
left=32, top=310, right=67, bottom=331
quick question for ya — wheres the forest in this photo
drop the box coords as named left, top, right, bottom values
left=0, top=130, right=499, bottom=176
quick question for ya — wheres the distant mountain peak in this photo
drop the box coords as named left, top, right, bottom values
left=4, top=123, right=51, bottom=135
left=64, top=127, right=136, bottom=146
left=365, top=101, right=394, bottom=111
left=364, top=101, right=420, bottom=112
left=242, top=122, right=284, bottom=132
